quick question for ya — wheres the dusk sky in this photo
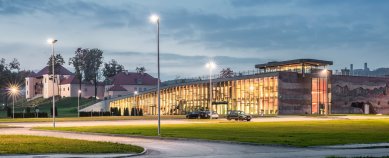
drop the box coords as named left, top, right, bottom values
left=0, top=0, right=388, bottom=80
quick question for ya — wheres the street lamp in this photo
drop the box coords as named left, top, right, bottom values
left=48, top=38, right=58, bottom=127
left=134, top=91, right=138, bottom=116
left=321, top=68, right=328, bottom=115
left=149, top=14, right=161, bottom=136
left=8, top=86, right=19, bottom=119
left=206, top=61, right=216, bottom=119
left=78, top=90, right=81, bottom=117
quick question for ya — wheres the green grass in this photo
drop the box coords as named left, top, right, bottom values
left=0, top=135, right=143, bottom=154
left=37, top=119, right=389, bottom=147
left=0, top=115, right=186, bottom=123
left=1, top=97, right=98, bottom=118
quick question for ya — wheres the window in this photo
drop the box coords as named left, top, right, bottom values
left=26, top=81, right=28, bottom=86
left=144, top=88, right=147, bottom=91
left=68, top=87, right=70, bottom=91
left=134, top=87, right=137, bottom=91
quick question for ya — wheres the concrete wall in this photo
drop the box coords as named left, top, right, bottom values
left=331, top=75, right=389, bottom=114
left=278, top=72, right=312, bottom=114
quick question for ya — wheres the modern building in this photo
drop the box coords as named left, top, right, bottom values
left=109, top=58, right=389, bottom=116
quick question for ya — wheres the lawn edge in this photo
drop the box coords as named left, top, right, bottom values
left=32, top=128, right=300, bottom=148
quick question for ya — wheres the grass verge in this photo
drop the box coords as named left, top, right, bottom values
left=37, top=119, right=389, bottom=147
left=0, top=135, right=143, bottom=154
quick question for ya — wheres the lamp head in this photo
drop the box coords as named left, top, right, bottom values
left=47, top=38, right=58, bottom=44
left=206, top=61, right=216, bottom=70
left=134, top=91, right=138, bottom=95
left=149, top=14, right=160, bottom=23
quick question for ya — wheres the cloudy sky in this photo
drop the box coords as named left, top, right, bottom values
left=0, top=0, right=388, bottom=80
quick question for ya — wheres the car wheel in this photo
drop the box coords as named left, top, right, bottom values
left=247, top=119, right=251, bottom=121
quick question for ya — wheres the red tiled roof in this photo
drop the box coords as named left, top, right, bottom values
left=33, top=65, right=73, bottom=77
left=112, top=72, right=158, bottom=85
left=108, top=85, right=127, bottom=91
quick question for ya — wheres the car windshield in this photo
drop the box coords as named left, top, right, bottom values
left=239, top=111, right=245, bottom=115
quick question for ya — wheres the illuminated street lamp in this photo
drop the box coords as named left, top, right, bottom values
left=8, top=86, right=19, bottom=119
left=48, top=38, right=58, bottom=127
left=321, top=68, right=328, bottom=115
left=78, top=90, right=82, bottom=117
left=206, top=61, right=216, bottom=119
left=134, top=91, right=138, bottom=116
left=149, top=14, right=161, bottom=136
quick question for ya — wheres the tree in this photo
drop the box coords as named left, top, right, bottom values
left=102, top=59, right=124, bottom=80
left=9, top=58, right=20, bottom=72
left=69, top=48, right=88, bottom=92
left=83, top=48, right=103, bottom=100
left=136, top=66, right=146, bottom=74
left=220, top=68, right=234, bottom=78
left=47, top=54, right=65, bottom=75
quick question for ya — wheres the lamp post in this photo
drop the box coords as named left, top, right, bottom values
left=150, top=14, right=161, bottom=136
left=78, top=90, right=81, bottom=117
left=9, top=87, right=18, bottom=119
left=134, top=91, right=138, bottom=116
left=206, top=61, right=216, bottom=119
left=48, top=38, right=58, bottom=127
left=321, top=68, right=328, bottom=115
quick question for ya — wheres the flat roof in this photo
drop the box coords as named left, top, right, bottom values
left=255, top=59, right=333, bottom=69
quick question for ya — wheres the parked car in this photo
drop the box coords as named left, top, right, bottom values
left=227, top=110, right=252, bottom=121
left=199, top=111, right=219, bottom=119
left=186, top=111, right=200, bottom=119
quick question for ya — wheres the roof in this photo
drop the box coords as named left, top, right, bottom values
left=60, top=76, right=105, bottom=86
left=107, top=85, right=127, bottom=91
left=32, top=65, right=74, bottom=77
left=111, top=72, right=158, bottom=85
left=255, top=59, right=333, bottom=69
left=60, top=75, right=79, bottom=85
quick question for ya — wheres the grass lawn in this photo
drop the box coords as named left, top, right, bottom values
left=0, top=115, right=186, bottom=123
left=37, top=119, right=389, bottom=147
left=0, top=135, right=143, bottom=154
left=0, top=97, right=99, bottom=119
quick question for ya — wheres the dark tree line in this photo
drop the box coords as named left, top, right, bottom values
left=0, top=58, right=31, bottom=105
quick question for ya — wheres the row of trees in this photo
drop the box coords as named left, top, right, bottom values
left=50, top=48, right=146, bottom=100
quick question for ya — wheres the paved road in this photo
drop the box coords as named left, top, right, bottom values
left=3, top=115, right=389, bottom=128
left=0, top=127, right=389, bottom=158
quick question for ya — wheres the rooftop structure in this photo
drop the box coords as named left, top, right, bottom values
left=255, top=59, right=333, bottom=75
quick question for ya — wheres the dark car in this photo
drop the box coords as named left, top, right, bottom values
left=199, top=111, right=219, bottom=119
left=186, top=111, right=200, bottom=119
left=227, top=110, right=252, bottom=121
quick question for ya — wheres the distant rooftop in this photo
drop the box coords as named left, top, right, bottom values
left=30, top=65, right=73, bottom=77
left=255, top=59, right=333, bottom=69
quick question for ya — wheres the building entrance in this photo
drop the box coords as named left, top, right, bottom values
left=312, top=77, right=329, bottom=115
left=212, top=101, right=228, bottom=115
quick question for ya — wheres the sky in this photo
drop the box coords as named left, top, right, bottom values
left=0, top=0, right=388, bottom=80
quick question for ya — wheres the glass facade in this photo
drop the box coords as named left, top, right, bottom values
left=311, top=77, right=330, bottom=114
left=110, top=76, right=279, bottom=116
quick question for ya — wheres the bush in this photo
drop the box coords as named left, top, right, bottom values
left=12, top=112, right=48, bottom=118
left=80, top=112, right=111, bottom=117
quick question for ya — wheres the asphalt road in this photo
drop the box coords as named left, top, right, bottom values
left=1, top=116, right=389, bottom=158
left=0, top=127, right=388, bottom=158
